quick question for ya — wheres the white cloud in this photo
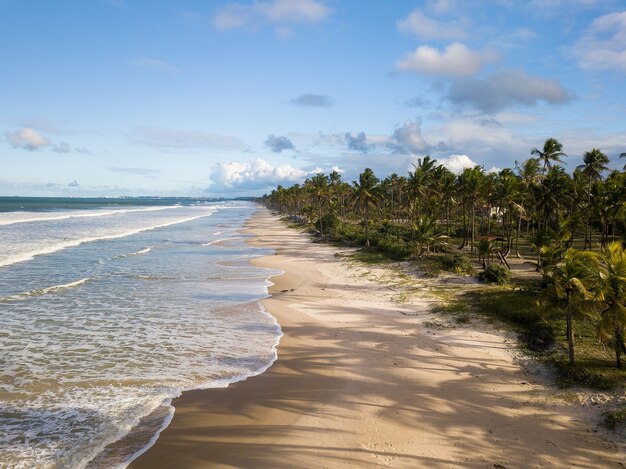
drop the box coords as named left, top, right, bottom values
left=397, top=9, right=465, bottom=39
left=427, top=0, right=456, bottom=14
left=5, top=127, right=89, bottom=154
left=213, top=0, right=330, bottom=31
left=391, top=119, right=429, bottom=153
left=447, top=70, right=571, bottom=112
left=290, top=93, right=334, bottom=107
left=210, top=158, right=320, bottom=190
left=438, top=154, right=478, bottom=174
left=574, top=11, right=626, bottom=72
left=129, top=126, right=248, bottom=151
left=53, top=142, right=72, bottom=153
left=5, top=128, right=50, bottom=150
left=130, top=58, right=179, bottom=73
left=396, top=42, right=498, bottom=76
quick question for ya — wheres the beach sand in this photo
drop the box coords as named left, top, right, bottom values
left=131, top=207, right=623, bottom=468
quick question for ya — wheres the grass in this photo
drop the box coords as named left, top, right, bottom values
left=433, top=282, right=626, bottom=390
left=281, top=216, right=626, bottom=391
left=604, top=408, right=626, bottom=430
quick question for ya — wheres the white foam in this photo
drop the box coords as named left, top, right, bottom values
left=202, top=237, right=242, bottom=246
left=0, top=205, right=180, bottom=227
left=0, top=211, right=215, bottom=268
left=0, top=276, right=92, bottom=302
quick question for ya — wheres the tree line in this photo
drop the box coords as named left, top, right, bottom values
left=262, top=139, right=626, bottom=368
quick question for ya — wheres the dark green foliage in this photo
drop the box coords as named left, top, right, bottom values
left=438, top=254, right=474, bottom=274
left=377, top=236, right=411, bottom=260
left=554, top=362, right=618, bottom=390
left=317, top=213, right=340, bottom=234
left=604, top=408, right=626, bottom=430
left=477, top=264, right=511, bottom=285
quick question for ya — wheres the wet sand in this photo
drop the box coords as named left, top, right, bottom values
left=131, top=207, right=622, bottom=468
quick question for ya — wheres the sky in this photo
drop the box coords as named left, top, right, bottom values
left=1, top=0, right=625, bottom=197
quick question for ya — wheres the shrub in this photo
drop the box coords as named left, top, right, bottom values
left=377, top=236, right=411, bottom=260
left=317, top=213, right=340, bottom=235
left=439, top=254, right=474, bottom=274
left=554, top=362, right=618, bottom=390
left=477, top=264, right=511, bottom=285
left=605, top=409, right=626, bottom=429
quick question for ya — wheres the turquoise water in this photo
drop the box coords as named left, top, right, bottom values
left=0, top=200, right=282, bottom=468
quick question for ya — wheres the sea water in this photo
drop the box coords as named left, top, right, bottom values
left=0, top=198, right=282, bottom=468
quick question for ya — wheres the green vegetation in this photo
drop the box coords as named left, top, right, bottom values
left=477, top=264, right=512, bottom=285
left=263, top=140, right=626, bottom=389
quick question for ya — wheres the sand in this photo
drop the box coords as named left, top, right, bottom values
left=130, top=207, right=623, bottom=468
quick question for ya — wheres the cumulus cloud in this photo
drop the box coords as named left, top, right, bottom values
left=213, top=0, right=330, bottom=31
left=67, top=180, right=80, bottom=187
left=5, top=127, right=90, bottom=154
left=397, top=9, right=465, bottom=39
left=265, top=134, right=295, bottom=152
left=391, top=119, right=429, bottom=154
left=437, top=154, right=478, bottom=174
left=447, top=70, right=571, bottom=112
left=210, top=158, right=318, bottom=190
left=396, top=42, right=498, bottom=76
left=290, top=93, right=334, bottom=107
left=345, top=132, right=369, bottom=152
left=129, top=126, right=247, bottom=151
left=574, top=11, right=626, bottom=72
left=130, top=58, right=179, bottom=73
left=5, top=128, right=50, bottom=150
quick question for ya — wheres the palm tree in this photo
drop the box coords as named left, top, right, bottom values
left=531, top=138, right=566, bottom=173
left=308, top=173, right=331, bottom=236
left=351, top=168, right=380, bottom=246
left=577, top=148, right=609, bottom=249
left=538, top=249, right=598, bottom=364
left=412, top=216, right=448, bottom=259
left=620, top=152, right=626, bottom=170
left=477, top=238, right=499, bottom=268
left=593, top=241, right=626, bottom=368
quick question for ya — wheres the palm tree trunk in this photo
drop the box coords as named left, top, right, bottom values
left=566, top=291, right=575, bottom=364
left=364, top=204, right=370, bottom=247
left=515, top=212, right=522, bottom=258
left=616, top=325, right=623, bottom=368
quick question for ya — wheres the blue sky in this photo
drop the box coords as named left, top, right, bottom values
left=1, top=0, right=625, bottom=197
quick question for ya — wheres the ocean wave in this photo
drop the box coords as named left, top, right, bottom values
left=113, top=247, right=153, bottom=260
left=0, top=277, right=92, bottom=303
left=0, top=211, right=216, bottom=268
left=0, top=205, right=181, bottom=227
left=202, top=237, right=242, bottom=246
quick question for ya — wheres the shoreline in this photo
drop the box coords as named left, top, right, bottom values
left=131, top=206, right=623, bottom=468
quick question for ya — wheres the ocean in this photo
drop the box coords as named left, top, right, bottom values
left=0, top=198, right=282, bottom=468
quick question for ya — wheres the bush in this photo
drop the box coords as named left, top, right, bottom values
left=605, top=409, right=626, bottom=429
left=439, top=254, right=474, bottom=274
left=554, top=362, right=618, bottom=390
left=317, top=213, right=340, bottom=235
left=477, top=264, right=511, bottom=285
left=377, top=236, right=411, bottom=260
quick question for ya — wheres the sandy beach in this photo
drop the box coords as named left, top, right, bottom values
left=131, top=207, right=623, bottom=468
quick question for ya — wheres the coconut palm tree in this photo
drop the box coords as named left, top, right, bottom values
left=351, top=168, right=380, bottom=246
left=412, top=216, right=448, bottom=259
left=578, top=148, right=609, bottom=249
left=593, top=241, right=626, bottom=368
left=531, top=138, right=566, bottom=173
left=538, top=249, right=598, bottom=364
left=308, top=173, right=331, bottom=236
